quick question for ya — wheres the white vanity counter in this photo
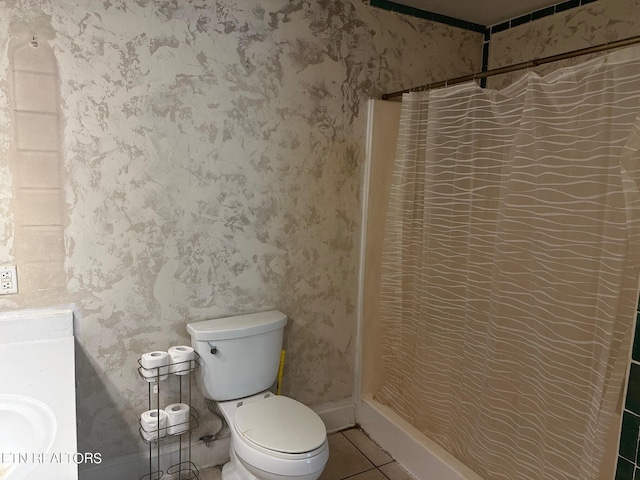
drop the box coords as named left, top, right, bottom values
left=0, top=306, right=78, bottom=480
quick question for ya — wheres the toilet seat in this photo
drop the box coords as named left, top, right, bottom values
left=234, top=395, right=326, bottom=454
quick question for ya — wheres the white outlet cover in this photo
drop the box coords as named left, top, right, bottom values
left=0, top=266, right=18, bottom=295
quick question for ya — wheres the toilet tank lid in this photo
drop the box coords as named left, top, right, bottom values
left=187, top=310, right=287, bottom=341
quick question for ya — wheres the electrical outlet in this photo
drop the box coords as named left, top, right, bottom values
left=0, top=266, right=18, bottom=295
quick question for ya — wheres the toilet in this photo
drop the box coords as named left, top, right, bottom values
left=187, top=310, right=329, bottom=480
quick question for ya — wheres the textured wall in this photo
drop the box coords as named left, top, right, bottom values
left=0, top=0, right=482, bottom=463
left=487, top=0, right=640, bottom=89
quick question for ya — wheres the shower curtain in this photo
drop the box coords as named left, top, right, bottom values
left=376, top=46, right=640, bottom=480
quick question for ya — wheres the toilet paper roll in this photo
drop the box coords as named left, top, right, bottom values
left=140, top=351, right=169, bottom=382
left=165, top=403, right=190, bottom=435
left=168, top=346, right=195, bottom=375
left=140, top=409, right=168, bottom=441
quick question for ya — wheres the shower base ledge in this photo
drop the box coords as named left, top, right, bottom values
left=358, top=395, right=484, bottom=480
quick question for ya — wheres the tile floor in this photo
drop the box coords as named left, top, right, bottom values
left=198, top=427, right=415, bottom=480
left=318, top=428, right=415, bottom=480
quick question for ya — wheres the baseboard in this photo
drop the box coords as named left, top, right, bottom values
left=313, top=397, right=357, bottom=433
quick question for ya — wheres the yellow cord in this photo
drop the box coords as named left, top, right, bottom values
left=276, top=349, right=286, bottom=395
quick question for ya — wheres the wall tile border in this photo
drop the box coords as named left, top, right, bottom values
left=488, top=0, right=598, bottom=33
left=368, top=0, right=485, bottom=32
left=368, top=0, right=599, bottom=87
left=617, top=309, right=640, bottom=480
left=368, top=0, right=598, bottom=31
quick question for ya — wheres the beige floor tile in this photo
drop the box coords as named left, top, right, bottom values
left=198, top=465, right=222, bottom=480
left=379, top=461, right=416, bottom=480
left=319, top=432, right=375, bottom=480
left=348, top=468, right=388, bottom=480
left=342, top=428, right=393, bottom=467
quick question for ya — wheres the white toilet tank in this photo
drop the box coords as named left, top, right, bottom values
left=187, top=310, right=287, bottom=401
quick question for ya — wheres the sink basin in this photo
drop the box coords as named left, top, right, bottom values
left=0, top=395, right=57, bottom=480
left=0, top=307, right=77, bottom=480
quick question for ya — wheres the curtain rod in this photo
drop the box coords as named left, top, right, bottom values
left=381, top=34, right=640, bottom=100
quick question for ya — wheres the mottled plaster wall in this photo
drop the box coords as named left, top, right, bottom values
left=0, top=0, right=482, bottom=463
left=487, top=0, right=640, bottom=89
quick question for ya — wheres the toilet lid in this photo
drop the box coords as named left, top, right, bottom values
left=234, top=395, right=326, bottom=454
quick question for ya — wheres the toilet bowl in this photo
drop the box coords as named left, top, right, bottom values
left=218, top=392, right=329, bottom=480
left=187, top=311, right=329, bottom=480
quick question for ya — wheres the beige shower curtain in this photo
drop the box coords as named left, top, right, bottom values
left=376, top=46, right=640, bottom=480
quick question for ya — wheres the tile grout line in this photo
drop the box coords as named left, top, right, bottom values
left=338, top=430, right=400, bottom=480
left=340, top=430, right=384, bottom=466
left=339, top=466, right=380, bottom=480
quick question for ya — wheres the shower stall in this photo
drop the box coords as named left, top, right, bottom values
left=357, top=45, right=640, bottom=480
left=358, top=99, right=492, bottom=480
